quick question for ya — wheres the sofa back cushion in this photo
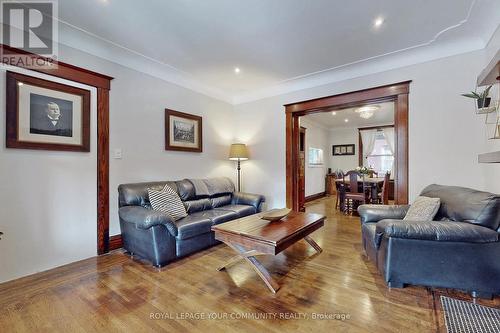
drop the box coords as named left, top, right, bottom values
left=420, top=184, right=500, bottom=230
left=203, top=177, right=235, bottom=197
left=183, top=198, right=212, bottom=214
left=119, top=181, right=177, bottom=208
left=118, top=177, right=236, bottom=212
left=211, top=194, right=232, bottom=208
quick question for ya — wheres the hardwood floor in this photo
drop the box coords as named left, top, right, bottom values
left=0, top=197, right=497, bottom=332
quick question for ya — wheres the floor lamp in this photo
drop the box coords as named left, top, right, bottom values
left=229, top=143, right=249, bottom=192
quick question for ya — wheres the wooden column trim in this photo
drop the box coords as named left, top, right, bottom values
left=97, top=88, right=110, bottom=254
left=395, top=94, right=409, bottom=204
left=1, top=45, right=114, bottom=255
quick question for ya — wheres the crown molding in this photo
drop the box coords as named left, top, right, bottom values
left=54, top=0, right=496, bottom=106
left=232, top=38, right=485, bottom=104
left=57, top=21, right=234, bottom=104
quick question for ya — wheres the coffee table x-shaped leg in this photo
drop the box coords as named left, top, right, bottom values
left=218, top=236, right=322, bottom=293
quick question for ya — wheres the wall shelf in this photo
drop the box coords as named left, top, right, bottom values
left=478, top=151, right=500, bottom=163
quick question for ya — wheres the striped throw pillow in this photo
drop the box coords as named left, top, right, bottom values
left=148, top=184, right=187, bottom=221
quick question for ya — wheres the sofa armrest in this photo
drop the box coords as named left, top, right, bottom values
left=358, top=204, right=410, bottom=224
left=375, top=219, right=499, bottom=244
left=232, top=192, right=266, bottom=211
left=119, top=206, right=177, bottom=236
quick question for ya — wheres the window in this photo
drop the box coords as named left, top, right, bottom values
left=365, top=131, right=394, bottom=176
left=308, top=147, right=324, bottom=166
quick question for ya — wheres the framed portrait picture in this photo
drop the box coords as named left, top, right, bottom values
left=165, top=109, right=202, bottom=152
left=332, top=144, right=355, bottom=156
left=6, top=71, right=91, bottom=152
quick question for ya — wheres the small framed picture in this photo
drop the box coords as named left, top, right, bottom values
left=332, top=144, right=355, bottom=156
left=6, top=71, right=91, bottom=152
left=165, top=109, right=202, bottom=152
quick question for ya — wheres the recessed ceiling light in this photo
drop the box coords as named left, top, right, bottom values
left=331, top=111, right=337, bottom=115
left=234, top=67, right=241, bottom=74
left=344, top=118, right=349, bottom=123
left=18, top=82, right=23, bottom=86
left=374, top=17, right=384, bottom=28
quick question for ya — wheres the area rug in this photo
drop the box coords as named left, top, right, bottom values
left=441, top=296, right=500, bottom=333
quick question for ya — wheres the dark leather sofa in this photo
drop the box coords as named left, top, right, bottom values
left=118, top=178, right=265, bottom=267
left=358, top=184, right=500, bottom=298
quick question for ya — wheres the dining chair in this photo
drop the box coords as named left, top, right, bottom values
left=334, top=171, right=345, bottom=210
left=342, top=170, right=368, bottom=214
left=377, top=172, right=390, bottom=205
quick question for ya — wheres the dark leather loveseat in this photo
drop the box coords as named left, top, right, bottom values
left=358, top=184, right=500, bottom=298
left=118, top=178, right=265, bottom=267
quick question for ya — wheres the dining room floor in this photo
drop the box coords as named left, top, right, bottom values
left=0, top=195, right=498, bottom=333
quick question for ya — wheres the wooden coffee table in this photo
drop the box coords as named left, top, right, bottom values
left=211, top=210, right=325, bottom=293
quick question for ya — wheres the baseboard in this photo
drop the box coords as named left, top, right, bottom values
left=109, top=234, right=123, bottom=251
left=305, top=192, right=326, bottom=203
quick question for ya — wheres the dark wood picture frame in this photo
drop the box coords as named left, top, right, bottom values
left=332, top=144, right=355, bottom=156
left=165, top=108, right=202, bottom=153
left=6, top=71, right=91, bottom=152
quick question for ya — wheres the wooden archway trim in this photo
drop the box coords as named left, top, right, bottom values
left=285, top=81, right=411, bottom=211
left=1, top=44, right=114, bottom=255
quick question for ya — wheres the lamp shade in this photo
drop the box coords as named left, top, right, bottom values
left=229, top=143, right=249, bottom=160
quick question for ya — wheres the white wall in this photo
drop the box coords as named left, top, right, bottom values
left=480, top=27, right=500, bottom=195
left=329, top=128, right=359, bottom=173
left=234, top=50, right=488, bottom=208
left=59, top=46, right=237, bottom=236
left=300, top=118, right=328, bottom=196
left=0, top=66, right=98, bottom=283
left=0, top=44, right=235, bottom=283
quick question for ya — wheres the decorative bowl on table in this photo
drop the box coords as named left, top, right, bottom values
left=261, top=208, right=292, bottom=222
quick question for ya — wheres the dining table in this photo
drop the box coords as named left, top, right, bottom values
left=335, top=177, right=385, bottom=204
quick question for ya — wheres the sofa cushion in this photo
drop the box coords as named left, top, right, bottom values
left=183, top=198, right=212, bottom=214
left=148, top=184, right=187, bottom=221
left=204, top=177, right=235, bottom=196
left=174, top=210, right=239, bottom=240
left=420, top=184, right=500, bottom=230
left=176, top=179, right=197, bottom=201
left=215, top=204, right=256, bottom=217
left=175, top=215, right=213, bottom=240
left=190, top=209, right=239, bottom=225
left=211, top=194, right=232, bottom=208
left=403, top=196, right=440, bottom=221
left=376, top=219, right=499, bottom=244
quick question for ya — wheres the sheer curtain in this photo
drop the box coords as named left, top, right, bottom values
left=360, top=129, right=377, bottom=167
left=382, top=127, right=395, bottom=176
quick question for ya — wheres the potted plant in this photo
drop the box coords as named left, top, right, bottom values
left=461, top=85, right=493, bottom=109
left=355, top=166, right=373, bottom=177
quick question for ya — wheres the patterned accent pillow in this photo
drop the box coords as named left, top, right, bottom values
left=148, top=184, right=187, bottom=221
left=404, top=196, right=441, bottom=221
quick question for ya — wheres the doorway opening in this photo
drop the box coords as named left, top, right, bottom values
left=285, top=82, right=410, bottom=211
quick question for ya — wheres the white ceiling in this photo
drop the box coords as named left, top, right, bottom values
left=54, top=0, right=500, bottom=103
left=301, top=102, right=394, bottom=129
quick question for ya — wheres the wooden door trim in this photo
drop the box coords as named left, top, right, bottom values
left=1, top=45, right=114, bottom=255
left=285, top=82, right=410, bottom=211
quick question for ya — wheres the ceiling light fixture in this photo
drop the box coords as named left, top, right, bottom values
left=234, top=67, right=241, bottom=74
left=355, top=105, right=380, bottom=119
left=344, top=118, right=349, bottom=123
left=374, top=17, right=384, bottom=28
left=331, top=111, right=337, bottom=115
